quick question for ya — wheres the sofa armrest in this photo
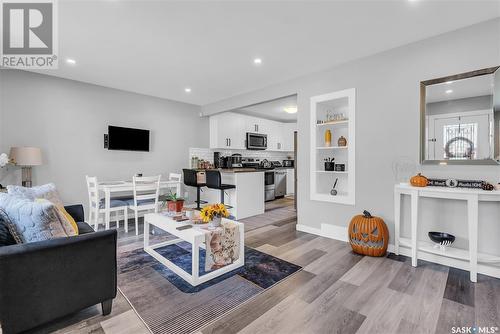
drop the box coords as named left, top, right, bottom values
left=64, top=204, right=85, bottom=222
left=0, top=230, right=117, bottom=334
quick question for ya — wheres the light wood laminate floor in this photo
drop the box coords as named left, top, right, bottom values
left=28, top=200, right=500, bottom=334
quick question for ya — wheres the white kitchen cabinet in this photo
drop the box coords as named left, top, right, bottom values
left=244, top=116, right=262, bottom=133
left=209, top=112, right=245, bottom=149
left=267, top=121, right=283, bottom=151
left=286, top=168, right=295, bottom=195
left=282, top=123, right=297, bottom=151
left=210, top=112, right=296, bottom=151
left=268, top=121, right=296, bottom=152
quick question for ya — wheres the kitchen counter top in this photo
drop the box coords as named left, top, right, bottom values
left=190, top=168, right=265, bottom=173
left=220, top=168, right=265, bottom=173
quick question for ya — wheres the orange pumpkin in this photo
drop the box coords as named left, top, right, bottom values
left=348, top=210, right=389, bottom=257
left=410, top=173, right=428, bottom=187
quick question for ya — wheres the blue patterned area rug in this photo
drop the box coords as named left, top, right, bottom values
left=117, top=242, right=301, bottom=334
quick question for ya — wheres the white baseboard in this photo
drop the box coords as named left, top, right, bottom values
left=296, top=224, right=500, bottom=279
left=296, top=224, right=322, bottom=236
left=296, top=223, right=348, bottom=242
left=320, top=223, right=348, bottom=242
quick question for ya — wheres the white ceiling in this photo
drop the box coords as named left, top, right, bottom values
left=34, top=0, right=499, bottom=105
left=426, top=74, right=495, bottom=103
left=233, top=95, right=298, bottom=122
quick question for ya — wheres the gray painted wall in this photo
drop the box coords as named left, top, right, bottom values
left=0, top=71, right=4, bottom=156
left=202, top=19, right=500, bottom=254
left=1, top=70, right=208, bottom=212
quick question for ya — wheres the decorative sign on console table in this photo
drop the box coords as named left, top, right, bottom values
left=394, top=183, right=500, bottom=282
left=427, top=179, right=484, bottom=189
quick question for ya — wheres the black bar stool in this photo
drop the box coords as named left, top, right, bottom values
left=182, top=169, right=206, bottom=210
left=205, top=170, right=235, bottom=207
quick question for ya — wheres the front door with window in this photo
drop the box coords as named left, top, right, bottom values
left=428, top=110, right=492, bottom=160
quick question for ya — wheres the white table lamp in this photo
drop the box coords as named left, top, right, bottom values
left=9, top=147, right=43, bottom=187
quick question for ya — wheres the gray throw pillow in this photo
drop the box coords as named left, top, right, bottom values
left=0, top=193, right=69, bottom=243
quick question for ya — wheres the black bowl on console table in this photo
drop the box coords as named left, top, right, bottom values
left=428, top=231, right=455, bottom=245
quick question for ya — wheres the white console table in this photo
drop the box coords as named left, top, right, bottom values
left=394, top=184, right=500, bottom=282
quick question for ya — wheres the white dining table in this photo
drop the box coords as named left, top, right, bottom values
left=98, top=180, right=181, bottom=229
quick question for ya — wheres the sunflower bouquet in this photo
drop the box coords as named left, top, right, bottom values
left=200, top=203, right=230, bottom=223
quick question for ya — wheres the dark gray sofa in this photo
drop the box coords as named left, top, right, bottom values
left=0, top=204, right=117, bottom=334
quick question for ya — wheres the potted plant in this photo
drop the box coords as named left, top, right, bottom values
left=163, top=190, right=185, bottom=213
left=200, top=203, right=230, bottom=229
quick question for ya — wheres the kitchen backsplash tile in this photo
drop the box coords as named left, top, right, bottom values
left=189, top=147, right=293, bottom=164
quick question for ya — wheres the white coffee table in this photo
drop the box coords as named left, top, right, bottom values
left=143, top=213, right=245, bottom=286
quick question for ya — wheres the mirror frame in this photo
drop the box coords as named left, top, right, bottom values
left=420, top=66, right=500, bottom=165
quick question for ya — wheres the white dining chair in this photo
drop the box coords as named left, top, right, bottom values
left=128, top=175, right=161, bottom=235
left=169, top=173, right=182, bottom=182
left=85, top=176, right=128, bottom=231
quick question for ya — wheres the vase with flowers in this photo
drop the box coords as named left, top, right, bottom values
left=200, top=203, right=230, bottom=229
left=0, top=153, right=11, bottom=168
left=0, top=153, right=12, bottom=190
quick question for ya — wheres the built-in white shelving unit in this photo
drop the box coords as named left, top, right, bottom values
left=310, top=88, right=355, bottom=204
left=316, top=146, right=348, bottom=150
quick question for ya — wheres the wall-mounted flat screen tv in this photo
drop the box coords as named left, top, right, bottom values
left=108, top=126, right=150, bottom=152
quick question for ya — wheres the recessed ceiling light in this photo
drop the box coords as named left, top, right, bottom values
left=66, top=58, right=76, bottom=65
left=284, top=106, right=297, bottom=114
left=184, top=87, right=192, bottom=93
left=445, top=81, right=453, bottom=85
left=445, top=89, right=453, bottom=94
left=253, top=58, right=262, bottom=65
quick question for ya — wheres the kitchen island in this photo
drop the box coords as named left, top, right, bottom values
left=196, top=169, right=265, bottom=219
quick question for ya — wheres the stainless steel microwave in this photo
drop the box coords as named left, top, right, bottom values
left=246, top=132, right=267, bottom=150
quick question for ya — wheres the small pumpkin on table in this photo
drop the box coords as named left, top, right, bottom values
left=410, top=173, right=428, bottom=187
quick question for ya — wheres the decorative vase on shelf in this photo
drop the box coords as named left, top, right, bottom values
left=338, top=136, right=347, bottom=147
left=324, top=129, right=332, bottom=147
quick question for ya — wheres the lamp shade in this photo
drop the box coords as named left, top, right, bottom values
left=9, top=147, right=43, bottom=166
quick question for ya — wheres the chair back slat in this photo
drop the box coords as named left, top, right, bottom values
left=136, top=194, right=157, bottom=201
left=133, top=184, right=159, bottom=192
left=86, top=176, right=100, bottom=204
left=132, top=175, right=161, bottom=210
left=134, top=175, right=161, bottom=183
left=169, top=173, right=182, bottom=182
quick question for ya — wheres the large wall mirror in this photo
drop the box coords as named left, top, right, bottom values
left=420, top=66, right=500, bottom=165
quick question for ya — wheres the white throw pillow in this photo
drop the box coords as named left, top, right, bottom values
left=7, top=183, right=76, bottom=236
left=0, top=193, right=69, bottom=243
left=7, top=183, right=64, bottom=206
